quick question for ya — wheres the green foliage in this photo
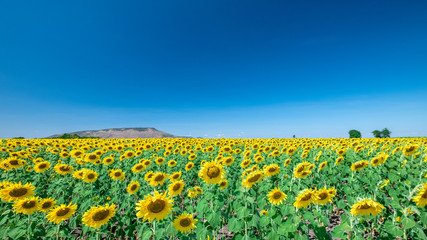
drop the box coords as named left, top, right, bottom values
left=372, top=128, right=392, bottom=138
left=55, top=133, right=99, bottom=139
left=348, top=129, right=361, bottom=138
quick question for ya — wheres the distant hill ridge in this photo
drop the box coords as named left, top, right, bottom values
left=47, top=127, right=180, bottom=139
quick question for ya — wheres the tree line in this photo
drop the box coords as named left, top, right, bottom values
left=348, top=128, right=391, bottom=138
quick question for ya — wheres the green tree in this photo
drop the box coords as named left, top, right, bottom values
left=348, top=129, right=361, bottom=138
left=372, top=130, right=382, bottom=138
left=381, top=128, right=391, bottom=138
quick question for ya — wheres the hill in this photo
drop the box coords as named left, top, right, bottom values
left=47, top=128, right=179, bottom=139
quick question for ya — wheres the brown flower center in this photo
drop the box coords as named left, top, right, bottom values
left=154, top=175, right=164, bottom=182
left=42, top=202, right=52, bottom=209
left=273, top=192, right=282, bottom=199
left=179, top=218, right=191, bottom=227
left=247, top=174, right=261, bottom=183
left=56, top=208, right=70, bottom=217
left=207, top=166, right=220, bottom=178
left=148, top=199, right=165, bottom=213
left=131, top=184, right=138, bottom=191
left=318, top=192, right=328, bottom=200
left=92, top=209, right=110, bottom=221
left=9, top=187, right=28, bottom=197
left=23, top=201, right=36, bottom=209
left=114, top=172, right=122, bottom=177
left=173, top=183, right=181, bottom=191
left=300, top=193, right=312, bottom=201
left=38, top=163, right=47, bottom=169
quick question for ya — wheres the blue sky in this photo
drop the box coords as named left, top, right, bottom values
left=1, top=0, right=426, bottom=138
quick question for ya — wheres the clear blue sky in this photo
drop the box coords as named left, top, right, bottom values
left=1, top=0, right=426, bottom=138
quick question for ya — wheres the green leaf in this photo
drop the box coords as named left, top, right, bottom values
left=420, top=212, right=427, bottom=225
left=228, top=217, right=243, bottom=232
left=281, top=219, right=297, bottom=233
left=140, top=228, right=151, bottom=239
left=260, top=216, right=270, bottom=227
left=384, top=220, right=403, bottom=236
left=237, top=207, right=249, bottom=219
left=402, top=217, right=416, bottom=229
left=331, top=222, right=351, bottom=239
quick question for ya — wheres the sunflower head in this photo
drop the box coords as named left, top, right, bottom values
left=82, top=203, right=117, bottom=228
left=34, top=161, right=51, bottom=173
left=294, top=189, right=314, bottom=208
left=267, top=187, right=287, bottom=205
left=39, top=197, right=57, bottom=212
left=350, top=199, right=385, bottom=216
left=0, top=182, right=36, bottom=202
left=46, top=203, right=78, bottom=224
left=198, top=161, right=224, bottom=184
left=136, top=191, right=173, bottom=222
left=173, top=213, right=198, bottom=233
left=168, top=180, right=185, bottom=196
left=126, top=181, right=140, bottom=195
left=13, top=196, right=40, bottom=215
left=185, top=162, right=194, bottom=171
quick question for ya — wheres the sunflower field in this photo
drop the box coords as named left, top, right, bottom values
left=0, top=137, right=427, bottom=239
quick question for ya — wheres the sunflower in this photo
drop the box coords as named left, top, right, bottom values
left=70, top=149, right=84, bottom=158
left=260, top=209, right=268, bottom=216
left=267, top=187, right=287, bottom=205
left=85, top=153, right=99, bottom=163
left=403, top=145, right=418, bottom=156
left=135, top=191, right=173, bottom=222
left=287, top=147, right=297, bottom=155
left=0, top=181, right=12, bottom=190
left=188, top=190, right=198, bottom=198
left=173, top=213, right=198, bottom=233
left=194, top=186, right=203, bottom=194
left=412, top=183, right=427, bottom=207
left=336, top=148, right=346, bottom=156
left=54, top=164, right=74, bottom=175
left=293, top=162, right=311, bottom=178
left=124, top=150, right=135, bottom=159
left=335, top=157, right=344, bottom=165
left=149, top=172, right=168, bottom=186
left=38, top=197, right=57, bottom=212
left=144, top=171, right=155, bottom=182
left=73, top=169, right=86, bottom=180
left=318, top=161, right=327, bottom=171
left=0, top=182, right=35, bottom=202
left=142, top=159, right=152, bottom=168
left=188, top=154, right=197, bottom=161
left=5, top=158, right=27, bottom=170
left=284, top=158, right=291, bottom=166
left=350, top=199, right=385, bottom=216
left=46, top=203, right=78, bottom=224
left=185, top=162, right=194, bottom=171
left=198, top=161, right=224, bottom=184
left=168, top=180, right=185, bottom=196
left=168, top=160, right=177, bottom=167
left=82, top=203, right=116, bottom=228
left=313, top=188, right=334, bottom=205
left=103, top=157, right=114, bottom=165
left=34, top=161, right=51, bottom=173
left=264, top=164, right=280, bottom=177
left=294, top=189, right=314, bottom=208
left=169, top=171, right=182, bottom=182
left=242, top=170, right=264, bottom=188
left=155, top=157, right=165, bottom=165
left=370, top=156, right=382, bottom=167
left=131, top=163, right=145, bottom=173
left=223, top=156, right=235, bottom=166
left=83, top=169, right=99, bottom=183
left=126, top=181, right=140, bottom=194
left=109, top=169, right=125, bottom=181
left=240, top=159, right=251, bottom=168
left=219, top=179, right=228, bottom=190
left=351, top=160, right=369, bottom=171
left=13, top=197, right=40, bottom=215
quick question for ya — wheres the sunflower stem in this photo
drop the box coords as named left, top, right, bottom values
left=151, top=220, right=157, bottom=240
left=56, top=223, right=61, bottom=240
left=26, top=215, right=31, bottom=240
